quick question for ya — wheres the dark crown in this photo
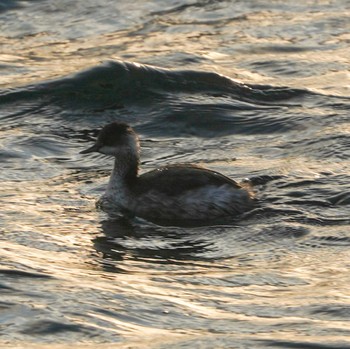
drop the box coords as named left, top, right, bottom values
left=98, top=122, right=133, bottom=146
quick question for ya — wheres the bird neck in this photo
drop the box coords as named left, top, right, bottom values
left=107, top=152, right=139, bottom=193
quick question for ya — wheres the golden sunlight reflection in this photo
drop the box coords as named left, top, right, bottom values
left=1, top=7, right=349, bottom=96
left=1, top=167, right=350, bottom=346
left=1, top=1, right=350, bottom=347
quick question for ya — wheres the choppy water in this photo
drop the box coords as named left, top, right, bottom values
left=1, top=1, right=350, bottom=348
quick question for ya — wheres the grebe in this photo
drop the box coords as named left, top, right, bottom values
left=80, top=122, right=254, bottom=223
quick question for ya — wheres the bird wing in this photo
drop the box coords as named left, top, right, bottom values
left=134, top=164, right=242, bottom=196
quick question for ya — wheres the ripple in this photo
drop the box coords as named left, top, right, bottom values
left=0, top=269, right=53, bottom=279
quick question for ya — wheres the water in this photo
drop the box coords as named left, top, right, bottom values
left=1, top=0, right=350, bottom=348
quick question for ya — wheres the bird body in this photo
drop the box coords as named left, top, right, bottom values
left=81, top=122, right=254, bottom=223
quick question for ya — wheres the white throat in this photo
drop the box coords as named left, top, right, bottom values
left=101, top=157, right=131, bottom=210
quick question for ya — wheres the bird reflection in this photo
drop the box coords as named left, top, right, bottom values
left=91, top=217, right=220, bottom=271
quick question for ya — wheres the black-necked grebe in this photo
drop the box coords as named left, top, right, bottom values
left=80, top=122, right=254, bottom=223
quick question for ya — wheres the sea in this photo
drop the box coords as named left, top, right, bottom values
left=0, top=1, right=350, bottom=348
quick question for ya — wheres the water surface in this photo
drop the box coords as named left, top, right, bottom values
left=0, top=1, right=350, bottom=348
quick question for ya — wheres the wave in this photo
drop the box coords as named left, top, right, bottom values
left=1, top=60, right=347, bottom=139
left=0, top=60, right=310, bottom=108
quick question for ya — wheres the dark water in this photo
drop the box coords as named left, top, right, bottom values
left=1, top=1, right=350, bottom=348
